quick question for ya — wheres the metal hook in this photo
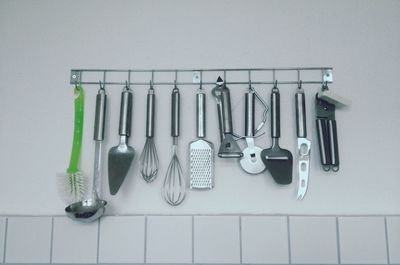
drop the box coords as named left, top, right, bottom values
left=151, top=70, right=154, bottom=85
left=103, top=70, right=106, bottom=86
left=322, top=81, right=329, bottom=91
left=99, top=80, right=105, bottom=90
left=272, top=69, right=276, bottom=84
left=273, top=79, right=278, bottom=88
left=175, top=70, right=178, bottom=83
left=127, top=70, right=131, bottom=86
left=125, top=80, right=130, bottom=90
left=149, top=79, right=154, bottom=90
left=298, top=80, right=302, bottom=90
left=198, top=70, right=203, bottom=90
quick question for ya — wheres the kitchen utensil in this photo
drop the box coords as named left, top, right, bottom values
left=211, top=76, right=225, bottom=142
left=162, top=83, right=186, bottom=206
left=316, top=83, right=339, bottom=172
left=58, top=85, right=87, bottom=203
left=108, top=82, right=135, bottom=195
left=295, top=81, right=311, bottom=200
left=66, top=83, right=107, bottom=222
left=214, top=77, right=242, bottom=158
left=261, top=82, right=293, bottom=184
left=239, top=83, right=268, bottom=174
left=189, top=82, right=214, bottom=189
left=139, top=81, right=159, bottom=182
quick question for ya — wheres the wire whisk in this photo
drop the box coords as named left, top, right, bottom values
left=162, top=84, right=186, bottom=206
left=162, top=142, right=185, bottom=205
left=139, top=83, right=159, bottom=182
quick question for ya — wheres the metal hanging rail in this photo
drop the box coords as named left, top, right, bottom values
left=70, top=67, right=333, bottom=86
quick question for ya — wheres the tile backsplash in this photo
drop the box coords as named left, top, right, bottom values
left=0, top=215, right=398, bottom=264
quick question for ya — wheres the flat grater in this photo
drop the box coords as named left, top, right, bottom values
left=189, top=87, right=214, bottom=189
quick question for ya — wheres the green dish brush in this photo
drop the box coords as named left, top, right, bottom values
left=58, top=85, right=87, bottom=203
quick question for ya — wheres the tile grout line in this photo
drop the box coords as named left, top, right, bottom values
left=49, top=217, right=54, bottom=264
left=191, top=216, right=194, bottom=264
left=144, top=215, right=148, bottom=264
left=287, top=216, right=292, bottom=264
left=384, top=216, right=390, bottom=264
left=96, top=218, right=101, bottom=264
left=336, top=217, right=341, bottom=264
left=239, top=216, right=243, bottom=264
left=2, top=218, right=8, bottom=264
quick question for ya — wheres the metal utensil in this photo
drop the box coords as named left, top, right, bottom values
left=261, top=82, right=293, bottom=184
left=295, top=81, right=311, bottom=200
left=108, top=82, right=135, bottom=195
left=162, top=83, right=186, bottom=206
left=189, top=82, right=214, bottom=189
left=139, top=81, right=159, bottom=182
left=66, top=83, right=107, bottom=222
left=239, top=84, right=267, bottom=174
left=315, top=82, right=339, bottom=172
left=214, top=77, right=242, bottom=158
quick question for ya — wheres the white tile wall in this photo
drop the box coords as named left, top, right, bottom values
left=241, top=216, right=289, bottom=264
left=52, top=217, right=98, bottom=263
left=0, top=214, right=397, bottom=264
left=146, top=216, right=192, bottom=263
left=5, top=217, right=52, bottom=263
left=98, top=216, right=145, bottom=263
left=386, top=217, right=400, bottom=264
left=339, top=216, right=388, bottom=264
left=290, top=216, right=338, bottom=264
left=194, top=216, right=240, bottom=264
left=0, top=218, right=6, bottom=263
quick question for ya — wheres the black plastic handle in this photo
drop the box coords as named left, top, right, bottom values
left=271, top=87, right=280, bottom=138
left=316, top=119, right=330, bottom=170
left=328, top=119, right=340, bottom=171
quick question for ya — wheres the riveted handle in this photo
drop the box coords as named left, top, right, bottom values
left=118, top=86, right=133, bottom=136
left=171, top=87, right=180, bottom=137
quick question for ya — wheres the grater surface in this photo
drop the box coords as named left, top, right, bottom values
left=189, top=139, right=214, bottom=189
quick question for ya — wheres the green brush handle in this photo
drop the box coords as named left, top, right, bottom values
left=67, top=85, right=84, bottom=173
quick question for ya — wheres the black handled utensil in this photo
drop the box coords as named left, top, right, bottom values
left=261, top=83, right=293, bottom=184
left=315, top=89, right=339, bottom=172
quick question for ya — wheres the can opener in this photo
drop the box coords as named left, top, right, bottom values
left=315, top=82, right=349, bottom=172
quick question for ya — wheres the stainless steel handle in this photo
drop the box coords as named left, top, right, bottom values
left=295, top=89, right=307, bottom=138
left=171, top=87, right=180, bottom=137
left=146, top=88, right=155, bottom=138
left=271, top=87, right=280, bottom=138
left=94, top=88, right=107, bottom=141
left=245, top=91, right=255, bottom=137
left=221, top=87, right=233, bottom=134
left=196, top=92, right=206, bottom=138
left=118, top=86, right=133, bottom=137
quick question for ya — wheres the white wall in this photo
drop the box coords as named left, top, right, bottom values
left=0, top=0, right=399, bottom=215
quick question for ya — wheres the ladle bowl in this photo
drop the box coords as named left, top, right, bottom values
left=65, top=199, right=107, bottom=223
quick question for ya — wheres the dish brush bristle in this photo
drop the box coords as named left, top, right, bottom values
left=57, top=171, right=87, bottom=203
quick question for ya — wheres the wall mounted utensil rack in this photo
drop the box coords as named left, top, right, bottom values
left=70, top=67, right=333, bottom=86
